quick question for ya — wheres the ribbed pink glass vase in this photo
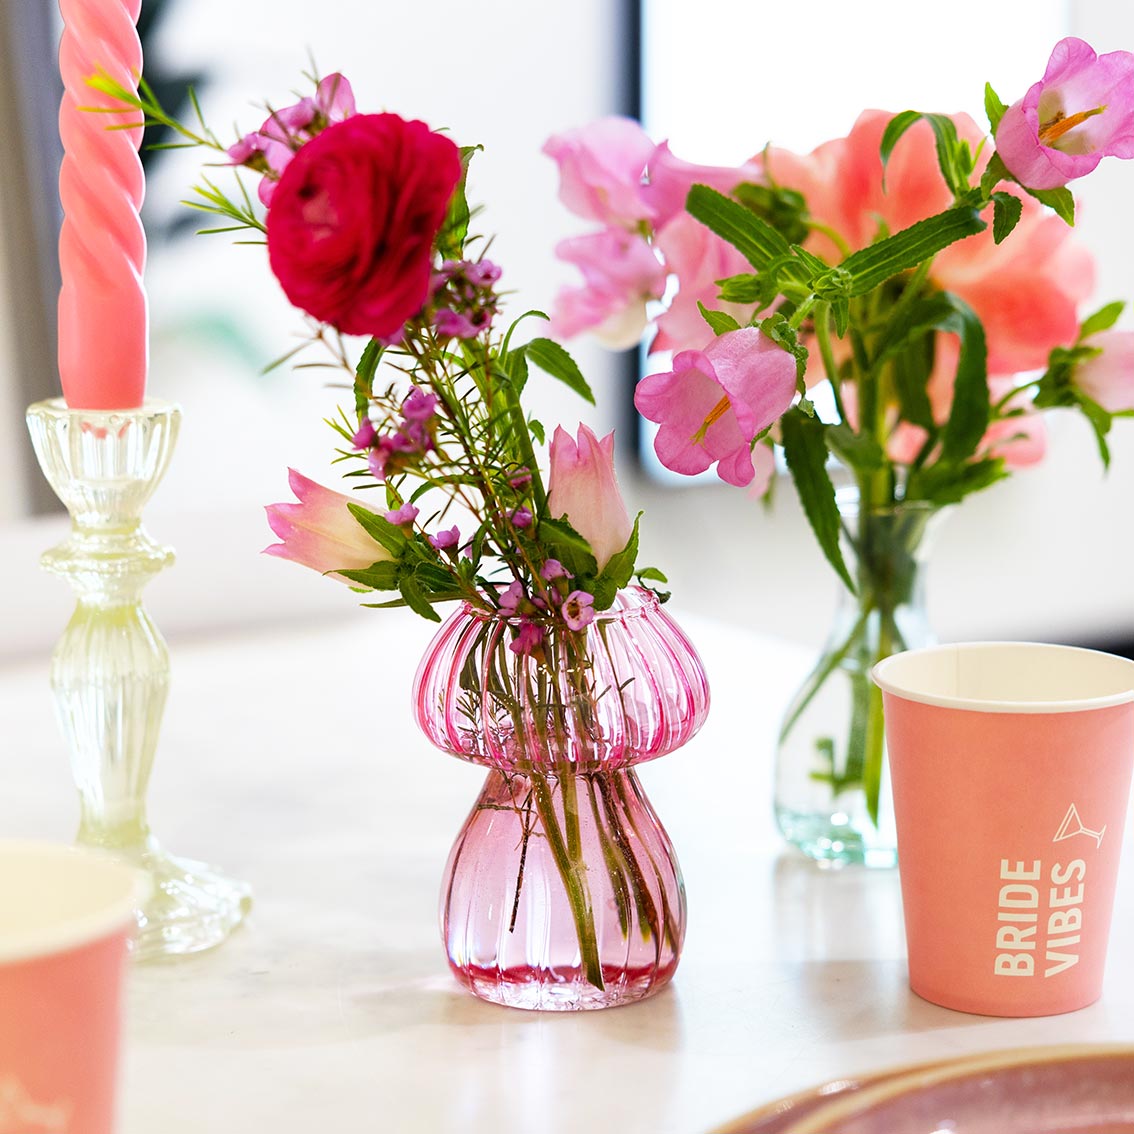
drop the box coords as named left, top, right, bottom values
left=413, top=587, right=709, bottom=1010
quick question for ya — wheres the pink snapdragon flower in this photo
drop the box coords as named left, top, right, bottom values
left=651, top=211, right=761, bottom=354
left=995, top=38, right=1134, bottom=190
left=635, top=327, right=797, bottom=487
left=550, top=228, right=667, bottom=349
left=543, top=116, right=657, bottom=227
left=264, top=469, right=389, bottom=581
left=546, top=425, right=634, bottom=571
left=1075, top=330, right=1134, bottom=412
left=641, top=142, right=761, bottom=230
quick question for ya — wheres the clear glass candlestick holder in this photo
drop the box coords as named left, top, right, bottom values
left=26, top=398, right=251, bottom=960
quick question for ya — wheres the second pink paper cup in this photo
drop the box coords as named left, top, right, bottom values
left=873, top=642, right=1134, bottom=1017
left=0, top=841, right=146, bottom=1134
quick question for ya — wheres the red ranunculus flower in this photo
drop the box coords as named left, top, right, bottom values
left=266, top=113, right=462, bottom=339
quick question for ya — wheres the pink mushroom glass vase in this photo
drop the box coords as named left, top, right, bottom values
left=413, top=587, right=710, bottom=1011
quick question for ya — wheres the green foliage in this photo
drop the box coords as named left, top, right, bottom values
left=991, top=192, right=1024, bottom=244
left=984, top=82, right=1009, bottom=134
left=686, top=184, right=792, bottom=271
left=524, top=338, right=595, bottom=404
left=815, top=207, right=987, bottom=298
left=780, top=408, right=853, bottom=591
left=698, top=303, right=742, bottom=335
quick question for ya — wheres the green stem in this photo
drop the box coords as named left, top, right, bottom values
left=530, top=771, right=603, bottom=991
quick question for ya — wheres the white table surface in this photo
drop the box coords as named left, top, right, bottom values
left=2, top=605, right=1133, bottom=1134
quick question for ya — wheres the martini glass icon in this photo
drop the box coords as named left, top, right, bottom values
left=1053, top=803, right=1106, bottom=848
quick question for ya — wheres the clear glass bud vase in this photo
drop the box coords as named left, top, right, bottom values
left=774, top=494, right=942, bottom=868
left=26, top=398, right=251, bottom=959
left=414, top=587, right=710, bottom=1010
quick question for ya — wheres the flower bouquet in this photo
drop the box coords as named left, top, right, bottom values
left=100, top=71, right=710, bottom=1008
left=546, top=38, right=1134, bottom=865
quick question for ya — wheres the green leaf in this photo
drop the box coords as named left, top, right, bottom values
left=525, top=338, right=595, bottom=404
left=537, top=517, right=599, bottom=579
left=596, top=514, right=641, bottom=598
left=346, top=504, right=408, bottom=556
left=826, top=422, right=886, bottom=473
left=636, top=566, right=668, bottom=584
left=337, top=561, right=400, bottom=591
left=815, top=207, right=986, bottom=299
left=685, top=184, right=792, bottom=270
left=879, top=111, right=924, bottom=174
left=780, top=408, right=853, bottom=591
left=732, top=181, right=811, bottom=246
left=991, top=191, right=1024, bottom=244
left=398, top=574, right=442, bottom=622
left=435, top=144, right=482, bottom=261
left=354, top=339, right=383, bottom=416
left=1025, top=183, right=1075, bottom=225
left=1078, top=301, right=1126, bottom=342
left=501, top=346, right=530, bottom=396
left=1079, top=395, right=1114, bottom=468
left=935, top=294, right=990, bottom=463
left=717, top=274, right=765, bottom=304
left=910, top=456, right=1007, bottom=505
left=881, top=112, right=970, bottom=197
left=985, top=82, right=1008, bottom=134
left=980, top=152, right=1010, bottom=197
left=698, top=302, right=741, bottom=336
left=889, top=332, right=937, bottom=431
left=528, top=418, right=545, bottom=446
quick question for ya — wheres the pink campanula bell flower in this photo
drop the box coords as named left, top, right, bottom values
left=635, top=326, right=798, bottom=487
left=995, top=38, right=1134, bottom=190
left=264, top=469, right=390, bottom=581
left=550, top=228, right=667, bottom=348
left=546, top=425, right=634, bottom=572
left=1075, top=330, right=1134, bottom=412
left=543, top=116, right=657, bottom=228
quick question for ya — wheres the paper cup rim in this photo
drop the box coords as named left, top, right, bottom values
left=872, top=642, right=1134, bottom=714
left=0, top=840, right=147, bottom=964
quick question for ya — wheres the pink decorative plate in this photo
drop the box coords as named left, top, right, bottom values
left=715, top=1046, right=1134, bottom=1134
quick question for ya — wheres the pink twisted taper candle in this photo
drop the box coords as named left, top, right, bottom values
left=58, top=0, right=148, bottom=409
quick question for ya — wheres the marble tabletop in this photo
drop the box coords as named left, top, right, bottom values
left=2, top=607, right=1133, bottom=1134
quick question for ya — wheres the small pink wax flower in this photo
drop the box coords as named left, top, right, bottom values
left=1075, top=330, right=1134, bottom=412
left=384, top=502, right=419, bottom=526
left=264, top=469, right=389, bottom=581
left=542, top=116, right=657, bottom=227
left=429, top=525, right=461, bottom=551
left=509, top=620, right=545, bottom=657
left=635, top=326, right=797, bottom=487
left=562, top=591, right=596, bottom=632
left=995, top=37, right=1134, bottom=190
left=546, top=426, right=634, bottom=572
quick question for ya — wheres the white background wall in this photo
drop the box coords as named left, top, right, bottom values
left=0, top=0, right=1131, bottom=660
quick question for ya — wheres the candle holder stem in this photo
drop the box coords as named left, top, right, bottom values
left=26, top=398, right=251, bottom=960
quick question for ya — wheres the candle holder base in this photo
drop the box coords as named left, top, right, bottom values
left=27, top=398, right=252, bottom=960
left=122, top=839, right=253, bottom=961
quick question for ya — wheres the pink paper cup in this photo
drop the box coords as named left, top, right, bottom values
left=0, top=841, right=147, bottom=1134
left=872, top=642, right=1134, bottom=1017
